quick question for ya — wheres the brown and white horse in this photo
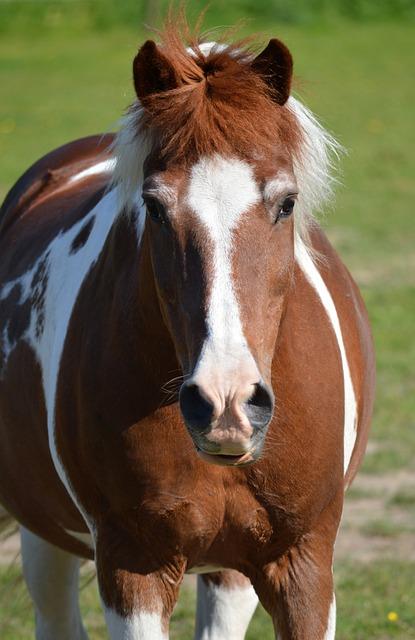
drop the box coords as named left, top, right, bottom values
left=0, top=25, right=375, bottom=640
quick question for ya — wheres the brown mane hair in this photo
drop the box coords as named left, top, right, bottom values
left=112, top=15, right=341, bottom=243
left=134, top=17, right=301, bottom=163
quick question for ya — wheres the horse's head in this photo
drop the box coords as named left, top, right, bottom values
left=115, top=31, right=329, bottom=466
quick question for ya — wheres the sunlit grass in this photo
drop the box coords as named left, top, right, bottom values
left=1, top=561, right=415, bottom=639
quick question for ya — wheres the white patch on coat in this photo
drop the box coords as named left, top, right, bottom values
left=0, top=188, right=139, bottom=535
left=64, top=529, right=93, bottom=549
left=295, top=236, right=357, bottom=474
left=104, top=607, right=167, bottom=640
left=195, top=576, right=258, bottom=640
left=186, top=155, right=260, bottom=383
left=68, top=158, right=116, bottom=184
left=324, top=596, right=336, bottom=640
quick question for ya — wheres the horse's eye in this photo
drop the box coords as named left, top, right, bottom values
left=145, top=198, right=167, bottom=225
left=275, top=196, right=296, bottom=223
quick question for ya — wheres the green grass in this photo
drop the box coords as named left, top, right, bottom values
left=1, top=0, right=414, bottom=35
left=0, top=11, right=414, bottom=640
left=1, top=562, right=415, bottom=639
left=335, top=562, right=415, bottom=639
left=360, top=519, right=415, bottom=538
left=346, top=485, right=382, bottom=500
left=388, top=488, right=415, bottom=509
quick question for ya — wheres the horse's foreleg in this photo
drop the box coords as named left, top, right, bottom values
left=194, top=570, right=258, bottom=640
left=20, top=526, right=88, bottom=640
left=95, top=527, right=185, bottom=640
left=99, top=568, right=184, bottom=640
left=252, top=536, right=336, bottom=640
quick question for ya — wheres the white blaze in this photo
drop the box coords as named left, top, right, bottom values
left=186, top=155, right=260, bottom=384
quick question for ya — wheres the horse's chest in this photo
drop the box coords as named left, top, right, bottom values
left=133, top=485, right=278, bottom=566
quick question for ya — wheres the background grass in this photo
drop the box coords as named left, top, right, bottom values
left=1, top=0, right=415, bottom=33
left=0, top=1, right=414, bottom=638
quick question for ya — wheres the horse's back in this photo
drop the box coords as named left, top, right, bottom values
left=0, top=134, right=115, bottom=286
left=0, top=134, right=114, bottom=235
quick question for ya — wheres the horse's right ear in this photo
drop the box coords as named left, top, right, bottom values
left=133, top=40, right=179, bottom=100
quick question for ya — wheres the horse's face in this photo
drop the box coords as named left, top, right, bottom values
left=135, top=36, right=298, bottom=466
left=143, top=151, right=297, bottom=465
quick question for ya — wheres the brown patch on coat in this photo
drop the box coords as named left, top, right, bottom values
left=30, top=253, right=49, bottom=339
left=0, top=342, right=90, bottom=558
left=70, top=216, right=96, bottom=254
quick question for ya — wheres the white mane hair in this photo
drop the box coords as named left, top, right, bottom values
left=110, top=82, right=342, bottom=248
left=110, top=103, right=152, bottom=211
left=287, top=96, right=343, bottom=246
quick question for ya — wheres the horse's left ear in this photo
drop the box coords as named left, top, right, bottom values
left=252, top=39, right=293, bottom=105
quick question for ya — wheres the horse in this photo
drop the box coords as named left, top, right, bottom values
left=0, top=22, right=375, bottom=640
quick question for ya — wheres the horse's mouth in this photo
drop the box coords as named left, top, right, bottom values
left=196, top=447, right=256, bottom=467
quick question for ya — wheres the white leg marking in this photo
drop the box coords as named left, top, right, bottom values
left=195, top=576, right=258, bottom=640
left=186, top=155, right=260, bottom=381
left=21, top=526, right=88, bottom=640
left=323, top=595, right=336, bottom=640
left=68, top=158, right=116, bottom=184
left=104, top=607, right=167, bottom=640
left=295, top=236, right=357, bottom=474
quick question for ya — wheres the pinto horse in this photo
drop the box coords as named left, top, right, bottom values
left=0, top=26, right=375, bottom=640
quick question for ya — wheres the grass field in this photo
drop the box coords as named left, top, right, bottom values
left=0, top=12, right=414, bottom=640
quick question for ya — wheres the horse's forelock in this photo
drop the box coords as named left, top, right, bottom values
left=111, top=23, right=341, bottom=248
left=134, top=39, right=300, bottom=165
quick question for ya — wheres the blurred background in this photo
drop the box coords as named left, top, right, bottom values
left=0, top=1, right=414, bottom=638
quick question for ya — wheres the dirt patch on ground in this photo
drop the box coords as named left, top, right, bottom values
left=336, top=469, right=415, bottom=563
left=0, top=532, right=19, bottom=565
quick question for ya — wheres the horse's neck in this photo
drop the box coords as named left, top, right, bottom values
left=87, top=211, right=179, bottom=396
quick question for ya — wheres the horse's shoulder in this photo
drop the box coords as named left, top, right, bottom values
left=0, top=134, right=114, bottom=236
left=294, top=224, right=375, bottom=484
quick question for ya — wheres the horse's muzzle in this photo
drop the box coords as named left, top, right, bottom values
left=179, top=380, right=274, bottom=466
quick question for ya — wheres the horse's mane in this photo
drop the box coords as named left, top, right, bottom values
left=111, top=21, right=341, bottom=246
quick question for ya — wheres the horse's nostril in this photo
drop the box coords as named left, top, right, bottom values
left=245, top=382, right=274, bottom=430
left=247, top=382, right=274, bottom=409
left=179, top=382, right=214, bottom=431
